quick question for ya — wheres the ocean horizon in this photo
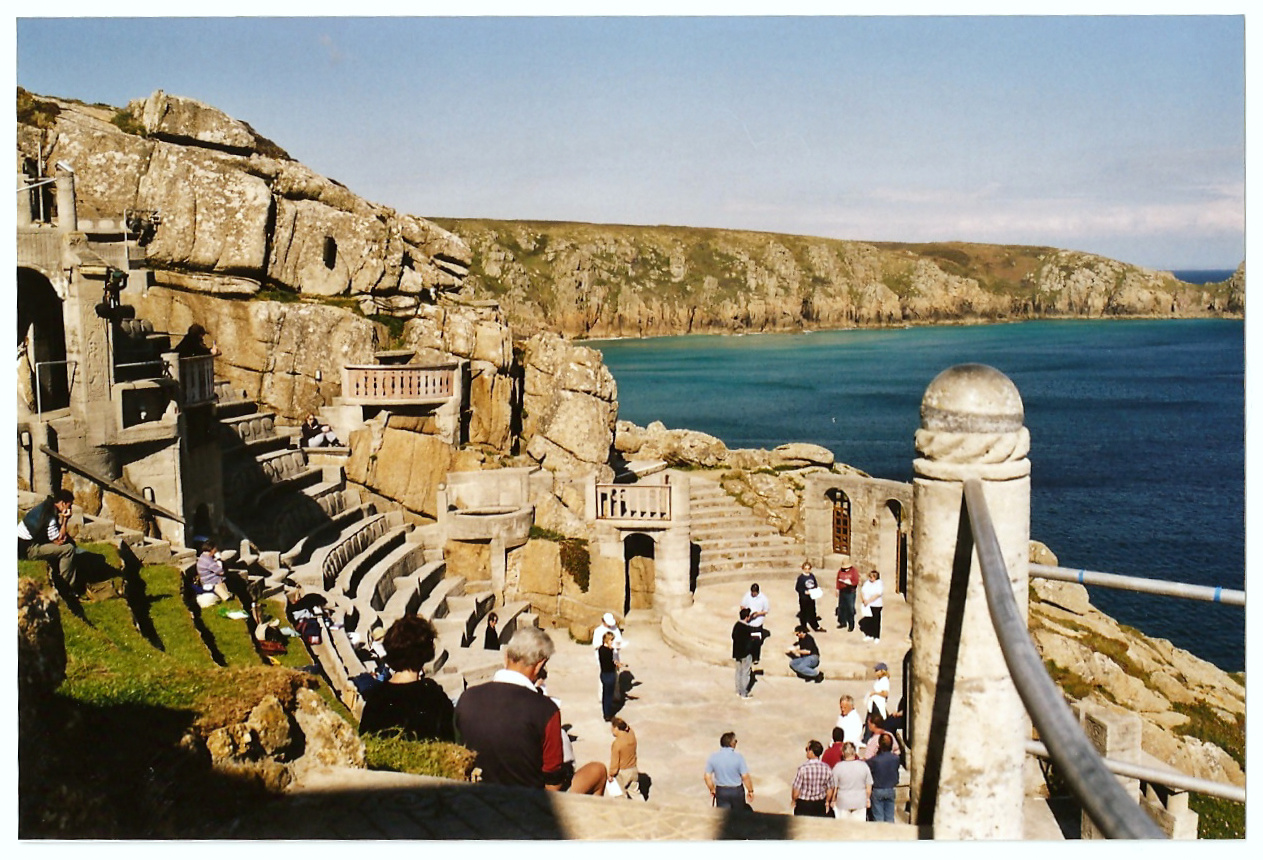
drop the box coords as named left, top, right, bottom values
left=592, top=318, right=1245, bottom=672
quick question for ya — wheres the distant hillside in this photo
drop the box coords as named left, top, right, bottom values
left=429, top=218, right=1244, bottom=339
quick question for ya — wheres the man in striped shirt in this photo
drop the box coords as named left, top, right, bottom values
left=791, top=739, right=832, bottom=817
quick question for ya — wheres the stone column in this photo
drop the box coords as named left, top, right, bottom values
left=55, top=168, right=77, bottom=232
left=1080, top=703, right=1142, bottom=839
left=908, top=364, right=1031, bottom=839
left=653, top=473, right=693, bottom=615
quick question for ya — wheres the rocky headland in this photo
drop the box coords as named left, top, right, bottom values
left=16, top=88, right=1244, bottom=824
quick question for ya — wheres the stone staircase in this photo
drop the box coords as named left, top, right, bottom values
left=689, top=475, right=803, bottom=588
left=208, top=389, right=535, bottom=716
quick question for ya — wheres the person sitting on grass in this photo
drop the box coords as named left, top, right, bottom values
left=18, top=489, right=79, bottom=592
left=358, top=614, right=456, bottom=742
left=193, top=540, right=233, bottom=607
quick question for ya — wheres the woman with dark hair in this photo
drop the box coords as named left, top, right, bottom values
left=358, top=614, right=455, bottom=741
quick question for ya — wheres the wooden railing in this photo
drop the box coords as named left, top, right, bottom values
left=179, top=355, right=216, bottom=406
left=594, top=483, right=672, bottom=522
left=342, top=364, right=455, bottom=405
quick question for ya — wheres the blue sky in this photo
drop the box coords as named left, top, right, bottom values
left=14, top=14, right=1246, bottom=270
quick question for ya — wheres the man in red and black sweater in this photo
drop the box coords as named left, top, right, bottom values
left=456, top=626, right=607, bottom=794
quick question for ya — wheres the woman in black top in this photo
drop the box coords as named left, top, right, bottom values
left=598, top=631, right=621, bottom=721
left=358, top=615, right=455, bottom=741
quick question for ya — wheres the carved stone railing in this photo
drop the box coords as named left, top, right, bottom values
left=594, top=483, right=672, bottom=523
left=341, top=364, right=455, bottom=405
left=178, top=354, right=216, bottom=406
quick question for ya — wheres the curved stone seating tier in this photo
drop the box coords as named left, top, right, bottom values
left=433, top=591, right=497, bottom=648
left=307, top=619, right=362, bottom=716
left=281, top=502, right=376, bottom=568
left=417, top=575, right=467, bottom=622
left=312, top=512, right=396, bottom=591
left=469, top=600, right=534, bottom=648
left=259, top=477, right=353, bottom=551
left=376, top=561, right=448, bottom=632
left=341, top=542, right=429, bottom=625
left=331, top=525, right=410, bottom=600
left=219, top=411, right=279, bottom=450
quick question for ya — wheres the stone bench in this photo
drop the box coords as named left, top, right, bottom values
left=376, top=561, right=448, bottom=631
left=332, top=525, right=409, bottom=600
left=282, top=501, right=375, bottom=568
left=313, top=512, right=397, bottom=591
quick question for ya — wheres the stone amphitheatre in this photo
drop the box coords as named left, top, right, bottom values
left=16, top=89, right=1244, bottom=839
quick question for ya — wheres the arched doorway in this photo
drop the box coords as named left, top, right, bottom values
left=623, top=533, right=656, bottom=615
left=878, top=499, right=906, bottom=594
left=826, top=488, right=852, bottom=555
left=17, top=268, right=69, bottom=413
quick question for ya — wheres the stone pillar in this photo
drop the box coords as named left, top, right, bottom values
left=1080, top=703, right=1142, bottom=839
left=908, top=364, right=1031, bottom=839
left=1140, top=784, right=1199, bottom=839
left=55, top=168, right=77, bottom=232
left=653, top=473, right=693, bottom=615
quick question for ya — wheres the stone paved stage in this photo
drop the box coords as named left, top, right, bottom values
left=220, top=580, right=1069, bottom=839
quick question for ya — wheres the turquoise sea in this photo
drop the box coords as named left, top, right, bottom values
left=592, top=319, right=1245, bottom=672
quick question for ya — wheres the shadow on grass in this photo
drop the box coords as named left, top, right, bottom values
left=18, top=692, right=276, bottom=839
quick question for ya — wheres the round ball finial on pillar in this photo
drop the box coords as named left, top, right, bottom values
left=909, top=364, right=1031, bottom=839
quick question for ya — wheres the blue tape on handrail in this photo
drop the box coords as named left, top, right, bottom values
left=1214, top=586, right=1222, bottom=603
left=1078, top=569, right=1086, bottom=583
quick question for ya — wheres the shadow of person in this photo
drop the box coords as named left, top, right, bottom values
left=637, top=772, right=652, bottom=801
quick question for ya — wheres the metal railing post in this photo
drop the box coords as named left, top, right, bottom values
left=909, top=364, right=1032, bottom=838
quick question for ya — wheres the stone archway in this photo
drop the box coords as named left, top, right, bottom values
left=877, top=499, right=905, bottom=593
left=17, top=267, right=69, bottom=414
left=826, top=488, right=852, bottom=555
left=623, top=532, right=656, bottom=615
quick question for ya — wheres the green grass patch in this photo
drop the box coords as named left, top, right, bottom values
left=1189, top=793, right=1245, bottom=839
left=363, top=732, right=476, bottom=780
left=1170, top=701, right=1245, bottom=771
left=109, top=109, right=146, bottom=137
left=1042, top=659, right=1096, bottom=701
left=529, top=525, right=568, bottom=541
left=560, top=537, right=591, bottom=593
left=369, top=313, right=408, bottom=349
left=17, top=87, right=61, bottom=129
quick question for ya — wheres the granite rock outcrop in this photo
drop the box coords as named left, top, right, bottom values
left=434, top=220, right=1244, bottom=338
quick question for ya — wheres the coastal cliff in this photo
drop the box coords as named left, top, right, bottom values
left=432, top=219, right=1245, bottom=338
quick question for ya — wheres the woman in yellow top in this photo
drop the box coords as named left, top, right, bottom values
left=608, top=717, right=642, bottom=800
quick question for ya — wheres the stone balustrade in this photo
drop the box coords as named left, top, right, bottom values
left=178, top=354, right=216, bottom=406
left=594, top=482, right=673, bottom=523
left=341, top=364, right=456, bottom=405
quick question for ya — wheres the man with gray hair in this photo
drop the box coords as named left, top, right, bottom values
left=455, top=626, right=607, bottom=794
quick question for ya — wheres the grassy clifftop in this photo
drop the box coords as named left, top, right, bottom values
left=430, top=218, right=1242, bottom=339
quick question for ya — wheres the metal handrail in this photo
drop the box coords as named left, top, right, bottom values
left=1031, top=564, right=1244, bottom=606
left=963, top=478, right=1166, bottom=839
left=1025, top=741, right=1245, bottom=804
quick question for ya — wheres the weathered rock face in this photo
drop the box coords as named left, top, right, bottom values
left=201, top=686, right=365, bottom=791
left=403, top=303, right=518, bottom=451
left=345, top=419, right=455, bottom=521
left=17, top=89, right=471, bottom=311
left=521, top=333, right=618, bottom=516
left=1028, top=553, right=1245, bottom=790
left=132, top=286, right=380, bottom=422
left=432, top=220, right=1243, bottom=338
left=17, top=579, right=66, bottom=719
